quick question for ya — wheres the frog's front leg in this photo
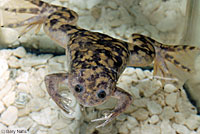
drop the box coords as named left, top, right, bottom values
left=92, top=87, right=133, bottom=128
left=45, top=73, right=73, bottom=114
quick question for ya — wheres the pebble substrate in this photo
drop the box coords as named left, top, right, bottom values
left=1, top=0, right=200, bottom=134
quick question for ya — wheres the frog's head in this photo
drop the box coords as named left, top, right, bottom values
left=68, top=68, right=115, bottom=107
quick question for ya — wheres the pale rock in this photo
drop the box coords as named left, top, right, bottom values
left=0, top=106, right=18, bottom=125
left=109, top=19, right=122, bottom=28
left=147, top=101, right=162, bottom=115
left=16, top=72, right=29, bottom=83
left=176, top=98, right=197, bottom=116
left=115, top=25, right=127, bottom=36
left=16, top=116, right=33, bottom=130
left=130, top=127, right=140, bottom=134
left=122, top=68, right=136, bottom=75
left=27, top=98, right=48, bottom=112
left=119, top=6, right=133, bottom=25
left=106, top=10, right=120, bottom=22
left=118, top=122, right=129, bottom=134
left=118, top=75, right=133, bottom=85
left=48, top=129, right=60, bottom=134
left=47, top=62, right=63, bottom=73
left=83, top=107, right=98, bottom=122
left=197, top=127, right=200, bottom=133
left=17, top=83, right=30, bottom=93
left=0, top=80, right=14, bottom=100
left=15, top=92, right=30, bottom=108
left=160, top=106, right=175, bottom=120
left=59, top=127, right=73, bottom=134
left=0, top=49, right=12, bottom=59
left=28, top=81, right=45, bottom=98
left=12, top=47, right=26, bottom=58
left=35, top=130, right=48, bottom=134
left=135, top=68, right=146, bottom=80
left=91, top=6, right=101, bottom=19
left=69, top=0, right=86, bottom=9
left=131, top=108, right=149, bottom=121
left=141, top=124, right=160, bottom=134
left=172, top=123, right=190, bottom=134
left=0, top=101, right=5, bottom=113
left=126, top=116, right=139, bottom=129
left=116, top=114, right=127, bottom=122
left=174, top=113, right=186, bottom=124
left=22, top=54, right=53, bottom=67
left=86, top=0, right=101, bottom=9
left=52, top=118, right=70, bottom=130
left=148, top=115, right=159, bottom=124
left=140, top=0, right=162, bottom=17
left=190, top=132, right=197, bottom=134
left=130, top=86, right=140, bottom=99
left=0, top=28, right=18, bottom=44
left=133, top=98, right=149, bottom=108
left=108, top=1, right=118, bottom=9
left=29, top=123, right=40, bottom=134
left=143, top=70, right=153, bottom=78
left=2, top=91, right=16, bottom=107
left=30, top=107, right=54, bottom=127
left=78, top=15, right=95, bottom=29
left=165, top=92, right=178, bottom=107
left=54, top=55, right=66, bottom=63
left=0, top=58, right=8, bottom=77
left=8, top=56, right=21, bottom=68
left=160, top=120, right=175, bottom=134
left=164, top=84, right=178, bottom=93
left=148, top=5, right=165, bottom=25
left=140, top=80, right=161, bottom=97
left=68, top=120, right=80, bottom=134
left=152, top=93, right=165, bottom=106
left=156, top=10, right=179, bottom=32
left=18, top=106, right=31, bottom=117
left=184, top=115, right=200, bottom=130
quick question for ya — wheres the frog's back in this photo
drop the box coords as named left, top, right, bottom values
left=67, top=29, right=130, bottom=80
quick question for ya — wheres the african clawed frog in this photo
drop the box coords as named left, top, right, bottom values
left=1, top=0, right=200, bottom=128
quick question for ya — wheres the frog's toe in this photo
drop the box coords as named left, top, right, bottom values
left=91, top=113, right=114, bottom=128
left=57, top=94, right=74, bottom=114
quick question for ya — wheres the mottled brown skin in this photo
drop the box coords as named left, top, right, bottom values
left=2, top=0, right=200, bottom=128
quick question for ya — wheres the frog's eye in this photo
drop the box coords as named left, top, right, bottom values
left=97, top=89, right=106, bottom=99
left=74, top=84, right=84, bottom=93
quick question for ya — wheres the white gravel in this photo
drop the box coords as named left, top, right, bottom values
left=1, top=0, right=200, bottom=134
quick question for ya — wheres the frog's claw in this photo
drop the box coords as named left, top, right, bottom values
left=92, top=87, right=133, bottom=128
left=91, top=113, right=114, bottom=128
left=45, top=73, right=74, bottom=114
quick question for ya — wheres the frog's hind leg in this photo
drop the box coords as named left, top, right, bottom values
left=129, top=34, right=200, bottom=87
left=1, top=7, right=41, bottom=14
left=153, top=42, right=200, bottom=87
left=1, top=0, right=55, bottom=37
left=127, top=34, right=156, bottom=67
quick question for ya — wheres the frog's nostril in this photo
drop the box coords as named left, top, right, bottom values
left=97, top=90, right=106, bottom=99
left=74, top=84, right=84, bottom=93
